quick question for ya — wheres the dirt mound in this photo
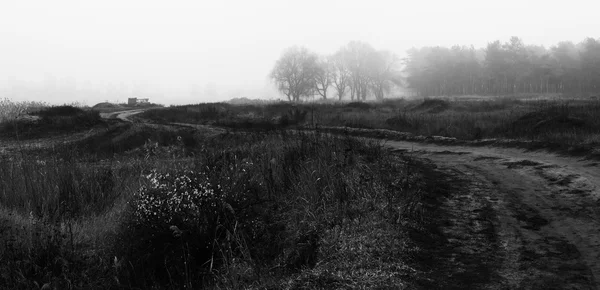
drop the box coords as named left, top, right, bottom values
left=412, top=99, right=450, bottom=113
left=514, top=110, right=555, bottom=127
left=510, top=107, right=587, bottom=136
left=93, top=102, right=120, bottom=108
left=92, top=102, right=124, bottom=111
left=533, top=116, right=585, bottom=131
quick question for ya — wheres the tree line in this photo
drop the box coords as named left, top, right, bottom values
left=405, top=37, right=600, bottom=97
left=270, top=41, right=402, bottom=102
left=271, top=37, right=600, bottom=101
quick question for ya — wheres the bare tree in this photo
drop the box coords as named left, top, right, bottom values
left=270, top=46, right=319, bottom=102
left=331, top=50, right=351, bottom=100
left=367, top=50, right=400, bottom=100
left=314, top=57, right=332, bottom=99
left=345, top=41, right=376, bottom=101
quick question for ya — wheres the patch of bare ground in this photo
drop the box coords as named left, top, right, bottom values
left=0, top=126, right=107, bottom=156
left=460, top=162, right=594, bottom=289
left=393, top=158, right=502, bottom=290
left=385, top=139, right=600, bottom=289
left=317, top=126, right=600, bottom=162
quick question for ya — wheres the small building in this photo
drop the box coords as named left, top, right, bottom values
left=128, top=97, right=150, bottom=106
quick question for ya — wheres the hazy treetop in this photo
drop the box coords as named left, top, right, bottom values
left=1, top=0, right=598, bottom=105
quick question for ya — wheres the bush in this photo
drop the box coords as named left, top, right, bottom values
left=116, top=169, right=243, bottom=287
left=0, top=98, right=48, bottom=123
left=112, top=131, right=412, bottom=288
left=279, top=107, right=308, bottom=127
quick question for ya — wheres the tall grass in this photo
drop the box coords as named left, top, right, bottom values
left=1, top=156, right=140, bottom=218
left=140, top=97, right=600, bottom=148
left=114, top=131, right=419, bottom=288
left=0, top=103, right=103, bottom=139
left=0, top=98, right=48, bottom=123
left=1, top=128, right=422, bottom=288
left=0, top=154, right=195, bottom=288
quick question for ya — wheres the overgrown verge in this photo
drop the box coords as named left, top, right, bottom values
left=113, top=131, right=428, bottom=288
left=65, top=122, right=200, bottom=160
left=1, top=129, right=432, bottom=289
left=139, top=98, right=600, bottom=158
left=0, top=105, right=104, bottom=139
left=313, top=125, right=600, bottom=161
left=139, top=102, right=310, bottom=131
left=0, top=154, right=170, bottom=289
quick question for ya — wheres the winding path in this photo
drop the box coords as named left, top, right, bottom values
left=388, top=140, right=600, bottom=289
left=100, top=108, right=148, bottom=122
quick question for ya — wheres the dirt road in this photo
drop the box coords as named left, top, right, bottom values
left=387, top=140, right=600, bottom=289
left=0, top=109, right=145, bottom=155
left=100, top=108, right=147, bottom=122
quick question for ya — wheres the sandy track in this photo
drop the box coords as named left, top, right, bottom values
left=100, top=108, right=147, bottom=122
left=0, top=128, right=103, bottom=156
left=0, top=109, right=150, bottom=155
left=387, top=140, right=600, bottom=289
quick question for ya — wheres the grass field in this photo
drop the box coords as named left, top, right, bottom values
left=140, top=96, right=600, bottom=154
left=0, top=106, right=429, bottom=288
left=2, top=95, right=599, bottom=288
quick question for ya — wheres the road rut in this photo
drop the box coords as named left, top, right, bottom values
left=388, top=140, right=600, bottom=289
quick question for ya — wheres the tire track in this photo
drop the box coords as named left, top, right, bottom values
left=388, top=140, right=600, bottom=289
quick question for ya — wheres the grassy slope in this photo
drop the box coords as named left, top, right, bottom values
left=0, top=105, right=104, bottom=139
left=0, top=120, right=434, bottom=289
left=4, top=95, right=599, bottom=288
left=139, top=97, right=600, bottom=158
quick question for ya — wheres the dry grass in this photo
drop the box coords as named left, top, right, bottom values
left=4, top=94, right=597, bottom=288
left=141, top=96, right=600, bottom=151
left=0, top=98, right=48, bottom=123
left=0, top=123, right=425, bottom=289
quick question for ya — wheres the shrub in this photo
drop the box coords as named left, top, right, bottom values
left=112, top=131, right=411, bottom=288
left=0, top=98, right=48, bottom=123
left=116, top=166, right=253, bottom=288
left=280, top=107, right=308, bottom=127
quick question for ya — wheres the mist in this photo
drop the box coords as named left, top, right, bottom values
left=1, top=0, right=599, bottom=105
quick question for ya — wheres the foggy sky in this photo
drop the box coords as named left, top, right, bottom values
left=1, top=0, right=598, bottom=105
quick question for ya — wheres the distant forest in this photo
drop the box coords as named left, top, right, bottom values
left=270, top=37, right=600, bottom=102
left=405, top=37, right=600, bottom=96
